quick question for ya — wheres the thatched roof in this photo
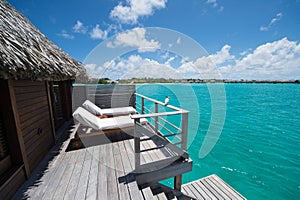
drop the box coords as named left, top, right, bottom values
left=0, top=0, right=85, bottom=81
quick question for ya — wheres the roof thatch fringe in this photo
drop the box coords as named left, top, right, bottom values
left=0, top=0, right=86, bottom=81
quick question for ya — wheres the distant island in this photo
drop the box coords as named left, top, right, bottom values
left=85, top=77, right=300, bottom=84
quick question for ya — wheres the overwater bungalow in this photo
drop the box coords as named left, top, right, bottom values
left=1, top=0, right=246, bottom=199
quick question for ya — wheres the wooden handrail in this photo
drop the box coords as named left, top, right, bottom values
left=135, top=93, right=189, bottom=113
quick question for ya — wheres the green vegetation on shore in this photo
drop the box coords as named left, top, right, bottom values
left=78, top=77, right=300, bottom=84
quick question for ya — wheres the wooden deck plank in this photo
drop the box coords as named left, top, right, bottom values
left=106, top=143, right=119, bottom=200
left=26, top=152, right=67, bottom=199
left=184, top=184, right=203, bottom=200
left=194, top=180, right=217, bottom=200
left=199, top=178, right=225, bottom=200
left=86, top=146, right=100, bottom=200
left=141, top=186, right=156, bottom=200
left=118, top=140, right=133, bottom=174
left=188, top=184, right=206, bottom=200
left=119, top=140, right=145, bottom=200
left=204, top=178, right=230, bottom=200
left=126, top=139, right=138, bottom=166
left=63, top=149, right=87, bottom=200
left=182, top=175, right=246, bottom=200
left=113, top=142, right=131, bottom=200
left=74, top=148, right=93, bottom=200
left=97, top=144, right=107, bottom=200
left=41, top=152, right=73, bottom=200
left=142, top=139, right=165, bottom=162
left=128, top=138, right=147, bottom=166
left=207, top=175, right=238, bottom=200
left=52, top=151, right=80, bottom=200
left=156, top=192, right=168, bottom=200
left=140, top=140, right=157, bottom=164
left=211, top=175, right=246, bottom=200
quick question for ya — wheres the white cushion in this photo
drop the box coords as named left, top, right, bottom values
left=73, top=107, right=134, bottom=131
left=82, top=100, right=102, bottom=116
left=82, top=99, right=136, bottom=116
left=100, top=106, right=136, bottom=116
left=73, top=107, right=102, bottom=130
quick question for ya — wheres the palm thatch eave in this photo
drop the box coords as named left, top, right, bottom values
left=0, top=0, right=86, bottom=81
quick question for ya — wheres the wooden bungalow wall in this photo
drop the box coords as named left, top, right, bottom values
left=13, top=80, right=55, bottom=172
left=0, top=79, right=73, bottom=200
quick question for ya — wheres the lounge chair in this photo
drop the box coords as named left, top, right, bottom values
left=82, top=100, right=136, bottom=117
left=73, top=107, right=134, bottom=131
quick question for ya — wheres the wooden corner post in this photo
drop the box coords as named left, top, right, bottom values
left=174, top=111, right=189, bottom=191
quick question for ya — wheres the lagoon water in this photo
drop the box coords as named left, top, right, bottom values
left=136, top=83, right=300, bottom=200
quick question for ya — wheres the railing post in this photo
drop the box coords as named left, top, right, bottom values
left=174, top=111, right=188, bottom=191
left=181, top=111, right=188, bottom=151
left=134, top=120, right=140, bottom=171
left=174, top=175, right=182, bottom=191
left=154, top=102, right=158, bottom=134
left=141, top=97, right=145, bottom=114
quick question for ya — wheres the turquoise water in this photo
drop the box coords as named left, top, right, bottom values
left=136, top=83, right=300, bottom=200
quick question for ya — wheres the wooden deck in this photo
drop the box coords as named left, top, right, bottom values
left=12, top=121, right=245, bottom=200
left=182, top=174, right=246, bottom=200
left=12, top=122, right=191, bottom=200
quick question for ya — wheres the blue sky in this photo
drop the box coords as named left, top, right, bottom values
left=7, top=0, right=300, bottom=80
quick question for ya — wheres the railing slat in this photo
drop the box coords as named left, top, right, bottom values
left=141, top=97, right=145, bottom=114
left=155, top=103, right=158, bottom=134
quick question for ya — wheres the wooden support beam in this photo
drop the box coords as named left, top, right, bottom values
left=45, top=81, right=56, bottom=144
left=174, top=174, right=182, bottom=191
left=134, top=122, right=140, bottom=170
left=7, top=79, right=30, bottom=177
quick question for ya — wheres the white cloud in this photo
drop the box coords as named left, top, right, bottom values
left=207, top=0, right=217, bottom=7
left=206, top=0, right=223, bottom=11
left=86, top=38, right=300, bottom=81
left=110, top=0, right=168, bottom=24
left=73, top=20, right=87, bottom=34
left=57, top=30, right=74, bottom=39
left=107, top=27, right=161, bottom=52
left=89, top=55, right=180, bottom=80
left=164, top=56, right=176, bottom=65
left=208, top=44, right=235, bottom=65
left=90, top=24, right=108, bottom=40
left=260, top=12, right=283, bottom=31
left=177, top=38, right=300, bottom=80
left=121, top=55, right=180, bottom=79
left=177, top=56, right=221, bottom=79
left=219, top=38, right=300, bottom=80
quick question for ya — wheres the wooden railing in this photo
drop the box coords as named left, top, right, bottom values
left=132, top=93, right=189, bottom=171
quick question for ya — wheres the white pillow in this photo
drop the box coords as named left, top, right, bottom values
left=72, top=107, right=102, bottom=130
left=82, top=100, right=102, bottom=116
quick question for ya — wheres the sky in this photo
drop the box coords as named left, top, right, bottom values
left=7, top=0, right=300, bottom=80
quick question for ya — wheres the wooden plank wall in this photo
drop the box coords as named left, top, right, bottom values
left=72, top=84, right=136, bottom=110
left=0, top=79, right=27, bottom=200
left=13, top=80, right=54, bottom=172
